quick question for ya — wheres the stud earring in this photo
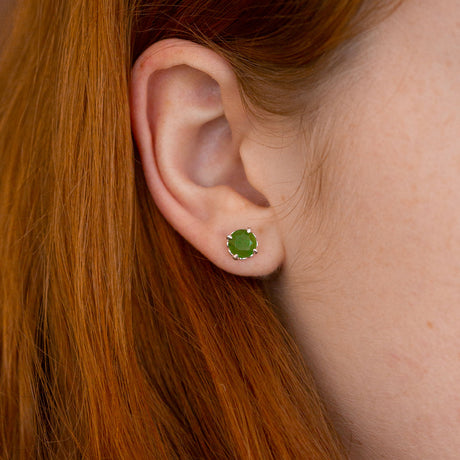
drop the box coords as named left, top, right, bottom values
left=226, top=228, right=258, bottom=260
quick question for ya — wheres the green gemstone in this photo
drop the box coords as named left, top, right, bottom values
left=227, top=229, right=258, bottom=259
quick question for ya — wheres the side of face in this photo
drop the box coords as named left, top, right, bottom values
left=274, top=0, right=460, bottom=457
left=130, top=0, right=460, bottom=457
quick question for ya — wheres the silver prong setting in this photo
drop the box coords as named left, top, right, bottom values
left=227, top=228, right=258, bottom=260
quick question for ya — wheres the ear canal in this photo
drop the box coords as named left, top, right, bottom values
left=225, top=157, right=270, bottom=208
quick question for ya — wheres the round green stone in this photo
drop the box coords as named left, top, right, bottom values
left=227, top=229, right=258, bottom=259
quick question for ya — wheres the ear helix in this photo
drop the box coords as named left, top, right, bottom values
left=226, top=228, right=258, bottom=260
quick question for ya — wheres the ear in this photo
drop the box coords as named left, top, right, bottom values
left=129, top=38, right=284, bottom=277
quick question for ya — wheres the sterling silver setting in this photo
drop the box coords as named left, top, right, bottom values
left=226, top=227, right=258, bottom=260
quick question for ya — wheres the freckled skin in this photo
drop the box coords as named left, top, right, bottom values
left=264, top=1, right=460, bottom=458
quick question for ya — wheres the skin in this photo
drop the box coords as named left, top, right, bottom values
left=271, top=1, right=460, bottom=458
left=130, top=0, right=460, bottom=457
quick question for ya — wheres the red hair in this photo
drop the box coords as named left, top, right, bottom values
left=0, top=0, right=395, bottom=458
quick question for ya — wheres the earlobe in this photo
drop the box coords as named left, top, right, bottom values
left=129, top=39, right=284, bottom=276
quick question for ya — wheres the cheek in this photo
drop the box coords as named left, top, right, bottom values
left=338, top=81, right=460, bottom=290
left=325, top=6, right=460, bottom=304
left=324, top=0, right=460, bottom=291
left=335, top=134, right=460, bottom=293
left=318, top=94, right=460, bottom=451
left=324, top=83, right=460, bottom=333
